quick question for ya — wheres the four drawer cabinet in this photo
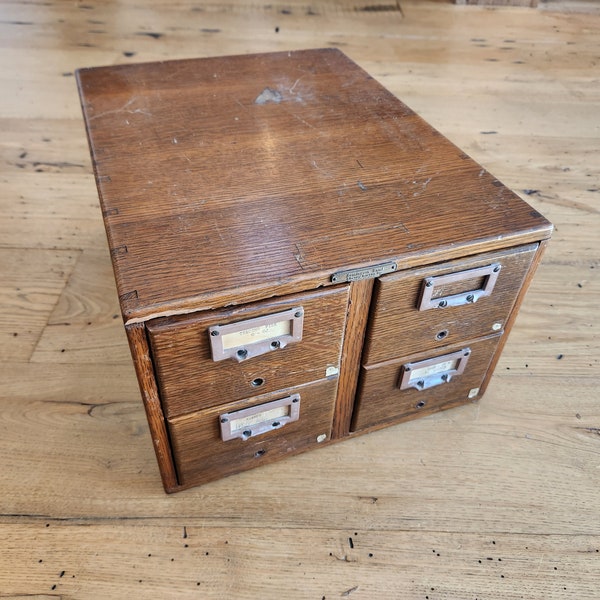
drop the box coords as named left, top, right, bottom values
left=77, top=48, right=552, bottom=492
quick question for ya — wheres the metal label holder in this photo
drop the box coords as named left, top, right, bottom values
left=418, top=263, right=501, bottom=310
left=219, top=394, right=301, bottom=441
left=208, top=307, right=304, bottom=362
left=398, top=348, right=471, bottom=391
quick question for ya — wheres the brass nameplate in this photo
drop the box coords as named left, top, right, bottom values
left=331, top=261, right=397, bottom=283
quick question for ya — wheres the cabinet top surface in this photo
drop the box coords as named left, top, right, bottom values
left=77, top=48, right=551, bottom=321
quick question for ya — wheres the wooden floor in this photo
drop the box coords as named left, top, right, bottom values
left=1, top=1, right=598, bottom=598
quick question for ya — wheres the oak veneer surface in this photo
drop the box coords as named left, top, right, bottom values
left=148, top=286, right=349, bottom=417
left=363, top=243, right=538, bottom=363
left=169, top=378, right=339, bottom=487
left=353, top=333, right=502, bottom=431
left=77, top=48, right=550, bottom=321
left=1, top=1, right=599, bottom=599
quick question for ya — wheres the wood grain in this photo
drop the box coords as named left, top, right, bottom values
left=1, top=0, right=598, bottom=598
left=147, top=286, right=349, bottom=418
left=0, top=248, right=79, bottom=362
left=352, top=334, right=502, bottom=432
left=125, top=322, right=179, bottom=492
left=332, top=278, right=374, bottom=439
left=169, top=378, right=338, bottom=487
left=77, top=48, right=550, bottom=321
left=1, top=524, right=598, bottom=599
left=30, top=246, right=130, bottom=365
left=456, top=0, right=538, bottom=6
left=363, top=243, right=538, bottom=364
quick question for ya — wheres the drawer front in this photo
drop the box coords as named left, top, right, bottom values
left=362, top=244, right=537, bottom=365
left=147, top=286, right=349, bottom=418
left=168, top=378, right=337, bottom=487
left=352, top=334, right=502, bottom=432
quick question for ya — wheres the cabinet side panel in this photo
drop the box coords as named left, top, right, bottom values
left=125, top=323, right=180, bottom=493
left=474, top=239, right=550, bottom=398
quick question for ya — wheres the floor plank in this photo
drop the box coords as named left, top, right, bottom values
left=0, top=248, right=79, bottom=361
left=30, top=247, right=130, bottom=364
left=0, top=524, right=598, bottom=599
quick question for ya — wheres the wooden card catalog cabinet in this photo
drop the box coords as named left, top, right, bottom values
left=77, top=49, right=552, bottom=492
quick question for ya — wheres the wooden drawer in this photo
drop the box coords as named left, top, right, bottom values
left=352, top=334, right=502, bottom=432
left=168, top=378, right=338, bottom=487
left=362, top=244, right=537, bottom=366
left=147, top=286, right=349, bottom=418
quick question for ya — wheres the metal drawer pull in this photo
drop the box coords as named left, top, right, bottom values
left=418, top=263, right=501, bottom=310
left=219, top=394, right=300, bottom=441
left=398, top=348, right=471, bottom=391
left=209, top=306, right=304, bottom=362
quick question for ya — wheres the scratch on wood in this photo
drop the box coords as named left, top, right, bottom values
left=575, top=426, right=600, bottom=436
left=352, top=222, right=409, bottom=236
left=342, top=585, right=359, bottom=596
left=358, top=495, right=378, bottom=504
left=213, top=223, right=226, bottom=243
left=289, top=77, right=302, bottom=93
left=32, top=161, right=85, bottom=169
left=234, top=98, right=248, bottom=111
left=312, top=160, right=333, bottom=178
left=357, top=3, right=401, bottom=12
left=291, top=113, right=316, bottom=129
left=135, top=31, right=164, bottom=39
left=333, top=553, right=356, bottom=562
left=0, top=20, right=34, bottom=25
left=89, top=97, right=152, bottom=121
left=294, top=243, right=306, bottom=270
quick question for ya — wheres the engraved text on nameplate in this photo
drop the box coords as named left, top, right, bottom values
left=331, top=262, right=397, bottom=283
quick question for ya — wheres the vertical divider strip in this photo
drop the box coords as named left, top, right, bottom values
left=331, top=278, right=375, bottom=439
